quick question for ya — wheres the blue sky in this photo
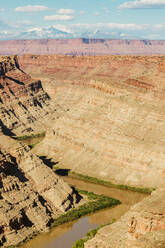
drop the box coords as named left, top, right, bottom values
left=1, top=0, right=165, bottom=39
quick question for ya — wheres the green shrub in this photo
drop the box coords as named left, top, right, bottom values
left=72, top=219, right=116, bottom=248
left=69, top=171, right=154, bottom=194
left=14, top=131, right=46, bottom=141
left=73, top=239, right=85, bottom=248
left=50, top=190, right=120, bottom=229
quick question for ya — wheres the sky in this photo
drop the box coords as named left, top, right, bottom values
left=1, top=0, right=165, bottom=40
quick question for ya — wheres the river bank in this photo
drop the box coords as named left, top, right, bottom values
left=20, top=176, right=147, bottom=248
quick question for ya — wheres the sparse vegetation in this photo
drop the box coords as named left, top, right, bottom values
left=9, top=189, right=119, bottom=247
left=57, top=169, right=155, bottom=194
left=72, top=220, right=116, bottom=248
left=7, top=246, right=18, bottom=248
left=13, top=131, right=46, bottom=141
left=50, top=189, right=120, bottom=228
left=28, top=143, right=38, bottom=149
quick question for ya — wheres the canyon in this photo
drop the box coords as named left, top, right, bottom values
left=19, top=54, right=165, bottom=189
left=18, top=54, right=165, bottom=247
left=0, top=56, right=82, bottom=247
left=1, top=38, right=165, bottom=56
left=1, top=53, right=165, bottom=247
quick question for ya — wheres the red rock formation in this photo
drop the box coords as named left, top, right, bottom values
left=19, top=54, right=165, bottom=97
left=1, top=39, right=165, bottom=56
left=0, top=55, right=59, bottom=135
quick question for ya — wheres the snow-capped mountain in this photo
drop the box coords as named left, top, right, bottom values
left=0, top=26, right=143, bottom=40
left=12, top=26, right=74, bottom=40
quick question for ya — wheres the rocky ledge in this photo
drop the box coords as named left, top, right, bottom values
left=0, top=126, right=80, bottom=247
left=85, top=188, right=165, bottom=248
left=0, top=56, right=82, bottom=247
left=0, top=55, right=62, bottom=136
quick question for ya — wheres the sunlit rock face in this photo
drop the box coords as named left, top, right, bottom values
left=1, top=53, right=165, bottom=248
left=0, top=57, right=81, bottom=247
left=23, top=54, right=165, bottom=189
left=85, top=188, right=165, bottom=248
left=0, top=55, right=57, bottom=136
left=0, top=129, right=80, bottom=247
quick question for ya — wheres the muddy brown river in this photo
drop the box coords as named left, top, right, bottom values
left=21, top=176, right=147, bottom=248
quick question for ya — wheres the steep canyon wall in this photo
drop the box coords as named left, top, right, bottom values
left=19, top=54, right=165, bottom=189
left=0, top=56, right=81, bottom=247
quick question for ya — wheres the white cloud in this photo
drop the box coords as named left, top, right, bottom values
left=119, top=0, right=165, bottom=9
left=71, top=23, right=148, bottom=30
left=0, top=8, right=5, bottom=11
left=95, top=12, right=100, bottom=16
left=27, top=27, right=43, bottom=32
left=15, top=5, right=50, bottom=12
left=44, top=15, right=75, bottom=21
left=2, top=31, right=9, bottom=34
left=56, top=9, right=75, bottom=14
left=53, top=24, right=73, bottom=33
left=106, top=23, right=148, bottom=30
left=80, top=10, right=85, bottom=15
left=120, top=33, right=127, bottom=37
left=154, top=24, right=165, bottom=29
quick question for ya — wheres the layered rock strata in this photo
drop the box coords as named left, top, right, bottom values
left=0, top=55, right=64, bottom=136
left=0, top=128, right=80, bottom=247
left=85, top=188, right=165, bottom=248
left=0, top=56, right=81, bottom=247
left=1, top=39, right=165, bottom=55
left=2, top=54, right=165, bottom=247
left=25, top=54, right=165, bottom=248
left=28, top=55, right=165, bottom=189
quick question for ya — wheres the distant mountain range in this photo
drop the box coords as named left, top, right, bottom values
left=1, top=38, right=165, bottom=56
left=0, top=26, right=142, bottom=40
left=13, top=27, right=74, bottom=40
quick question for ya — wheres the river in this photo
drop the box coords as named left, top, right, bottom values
left=21, top=176, right=147, bottom=248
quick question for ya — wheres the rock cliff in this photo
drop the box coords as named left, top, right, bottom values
left=2, top=54, right=165, bottom=247
left=23, top=54, right=165, bottom=248
left=25, top=55, right=165, bottom=189
left=0, top=55, right=64, bottom=135
left=0, top=126, right=80, bottom=247
left=0, top=57, right=82, bottom=247
left=85, top=188, right=165, bottom=248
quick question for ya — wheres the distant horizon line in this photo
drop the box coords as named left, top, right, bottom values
left=1, top=38, right=165, bottom=42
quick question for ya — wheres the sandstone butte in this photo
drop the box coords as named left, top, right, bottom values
left=17, top=54, right=165, bottom=248
left=1, top=54, right=165, bottom=247
left=1, top=38, right=165, bottom=56
left=0, top=56, right=81, bottom=247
